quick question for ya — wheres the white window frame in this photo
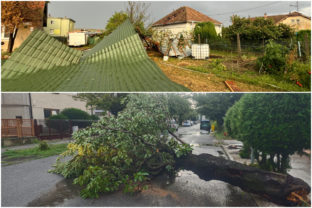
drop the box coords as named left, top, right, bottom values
left=49, top=29, right=54, bottom=35
left=1, top=26, right=10, bottom=40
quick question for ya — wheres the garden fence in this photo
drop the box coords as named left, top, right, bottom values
left=2, top=118, right=97, bottom=139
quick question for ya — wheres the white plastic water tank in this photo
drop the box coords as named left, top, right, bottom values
left=192, top=44, right=210, bottom=59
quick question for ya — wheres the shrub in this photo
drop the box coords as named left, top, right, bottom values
left=286, top=61, right=311, bottom=89
left=61, top=108, right=94, bottom=128
left=38, top=141, right=49, bottom=151
left=46, top=114, right=70, bottom=134
left=257, top=40, right=289, bottom=74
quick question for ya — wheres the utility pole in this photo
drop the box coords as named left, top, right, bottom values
left=290, top=0, right=299, bottom=12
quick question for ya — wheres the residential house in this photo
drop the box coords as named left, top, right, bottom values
left=250, top=12, right=311, bottom=31
left=1, top=1, right=48, bottom=51
left=1, top=93, right=91, bottom=120
left=152, top=6, right=222, bottom=37
left=44, top=16, right=75, bottom=37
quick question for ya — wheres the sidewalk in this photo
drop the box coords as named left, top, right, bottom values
left=2, top=139, right=73, bottom=153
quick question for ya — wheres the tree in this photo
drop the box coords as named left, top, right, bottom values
left=74, top=93, right=128, bottom=116
left=193, top=22, right=218, bottom=44
left=50, top=94, right=192, bottom=198
left=105, top=12, right=128, bottom=35
left=167, top=94, right=192, bottom=125
left=126, top=1, right=151, bottom=34
left=1, top=1, right=45, bottom=52
left=224, top=93, right=311, bottom=173
left=194, top=94, right=242, bottom=128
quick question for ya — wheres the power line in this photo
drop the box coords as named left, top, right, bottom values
left=290, top=0, right=299, bottom=12
left=209, top=1, right=281, bottom=16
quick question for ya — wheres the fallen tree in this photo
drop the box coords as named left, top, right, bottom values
left=50, top=94, right=310, bottom=206
left=177, top=153, right=310, bottom=206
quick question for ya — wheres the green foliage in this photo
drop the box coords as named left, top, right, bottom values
left=224, top=93, right=311, bottom=173
left=287, top=61, right=311, bottom=89
left=105, top=12, right=128, bottom=35
left=61, top=108, right=92, bottom=120
left=167, top=94, right=192, bottom=125
left=38, top=141, right=49, bottom=151
left=223, top=15, right=294, bottom=44
left=257, top=40, right=289, bottom=74
left=239, top=144, right=250, bottom=159
left=296, top=30, right=311, bottom=61
left=194, top=94, right=242, bottom=128
left=194, top=22, right=218, bottom=43
left=74, top=93, right=128, bottom=116
left=50, top=94, right=192, bottom=198
left=46, top=114, right=70, bottom=134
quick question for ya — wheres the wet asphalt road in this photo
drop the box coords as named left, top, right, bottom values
left=1, top=124, right=273, bottom=206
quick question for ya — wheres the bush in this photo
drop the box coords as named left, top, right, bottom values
left=46, top=114, right=70, bottom=134
left=286, top=61, right=311, bottom=89
left=60, top=108, right=95, bottom=128
left=38, top=141, right=49, bottom=151
left=257, top=40, right=289, bottom=74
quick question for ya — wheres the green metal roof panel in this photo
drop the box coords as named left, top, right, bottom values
left=2, top=30, right=82, bottom=79
left=2, top=20, right=188, bottom=92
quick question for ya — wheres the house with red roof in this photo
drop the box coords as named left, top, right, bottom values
left=152, top=6, right=222, bottom=36
left=250, top=12, right=311, bottom=32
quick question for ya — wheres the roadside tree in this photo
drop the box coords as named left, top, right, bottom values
left=194, top=93, right=242, bottom=128
left=224, top=93, right=311, bottom=173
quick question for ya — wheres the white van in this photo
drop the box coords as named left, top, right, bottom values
left=68, top=32, right=88, bottom=47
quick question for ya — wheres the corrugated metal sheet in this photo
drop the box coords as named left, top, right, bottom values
left=2, top=20, right=188, bottom=92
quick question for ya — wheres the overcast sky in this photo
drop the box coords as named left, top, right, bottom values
left=48, top=1, right=311, bottom=29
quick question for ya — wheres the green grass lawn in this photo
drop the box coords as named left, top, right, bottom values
left=2, top=143, right=68, bottom=162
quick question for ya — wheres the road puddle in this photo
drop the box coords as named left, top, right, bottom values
left=27, top=179, right=81, bottom=207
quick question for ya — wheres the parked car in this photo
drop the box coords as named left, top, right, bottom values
left=200, top=120, right=211, bottom=132
left=170, top=119, right=179, bottom=131
left=182, top=120, right=191, bottom=127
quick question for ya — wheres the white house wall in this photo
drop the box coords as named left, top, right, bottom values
left=153, top=22, right=222, bottom=37
left=31, top=93, right=91, bottom=120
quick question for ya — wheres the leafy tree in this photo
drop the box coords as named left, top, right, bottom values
left=126, top=2, right=151, bottom=35
left=60, top=108, right=97, bottom=128
left=50, top=94, right=192, bottom=198
left=105, top=12, right=128, bottom=35
left=74, top=93, right=128, bottom=116
left=224, top=93, right=310, bottom=173
left=222, top=15, right=294, bottom=47
left=193, top=22, right=218, bottom=43
left=1, top=1, right=45, bottom=52
left=167, top=94, right=192, bottom=124
left=194, top=94, right=242, bottom=128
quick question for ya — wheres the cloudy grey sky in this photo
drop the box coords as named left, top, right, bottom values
left=48, top=1, right=311, bottom=29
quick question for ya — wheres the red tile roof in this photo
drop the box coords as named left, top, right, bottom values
left=249, top=12, right=311, bottom=24
left=152, top=6, right=222, bottom=27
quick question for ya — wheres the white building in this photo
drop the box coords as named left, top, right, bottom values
left=1, top=93, right=91, bottom=120
left=152, top=6, right=222, bottom=37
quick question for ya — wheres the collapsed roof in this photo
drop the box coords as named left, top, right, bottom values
left=2, top=19, right=188, bottom=92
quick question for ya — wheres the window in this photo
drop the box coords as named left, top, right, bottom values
left=291, top=19, right=295, bottom=23
left=297, top=19, right=300, bottom=23
left=1, top=26, right=10, bottom=39
left=44, top=109, right=59, bottom=119
left=51, top=20, right=55, bottom=24
left=49, top=29, right=54, bottom=34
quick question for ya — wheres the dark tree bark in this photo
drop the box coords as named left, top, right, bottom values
left=177, top=153, right=310, bottom=206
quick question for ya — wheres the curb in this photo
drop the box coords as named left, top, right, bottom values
left=221, top=144, right=234, bottom=161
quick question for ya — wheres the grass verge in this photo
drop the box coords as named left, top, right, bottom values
left=2, top=143, right=68, bottom=165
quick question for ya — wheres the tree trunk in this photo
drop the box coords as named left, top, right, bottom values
left=236, top=33, right=241, bottom=57
left=177, top=153, right=310, bottom=206
left=7, top=28, right=18, bottom=53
